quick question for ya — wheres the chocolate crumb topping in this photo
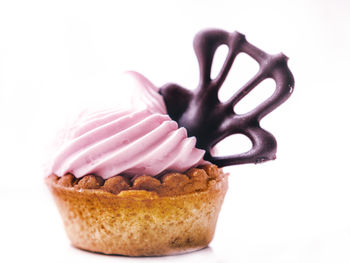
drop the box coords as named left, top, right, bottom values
left=48, top=164, right=223, bottom=197
left=160, top=29, right=294, bottom=167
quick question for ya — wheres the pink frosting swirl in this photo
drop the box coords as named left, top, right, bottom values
left=51, top=72, right=205, bottom=179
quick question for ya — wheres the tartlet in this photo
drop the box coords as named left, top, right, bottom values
left=46, top=165, right=227, bottom=256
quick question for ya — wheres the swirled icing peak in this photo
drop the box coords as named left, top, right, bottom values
left=51, top=72, right=205, bottom=179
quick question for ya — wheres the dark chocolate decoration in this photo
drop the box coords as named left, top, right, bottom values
left=159, top=29, right=294, bottom=167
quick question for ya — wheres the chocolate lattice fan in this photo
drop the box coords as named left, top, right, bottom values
left=159, top=29, right=294, bottom=167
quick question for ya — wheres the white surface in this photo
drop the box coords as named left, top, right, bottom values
left=1, top=0, right=350, bottom=262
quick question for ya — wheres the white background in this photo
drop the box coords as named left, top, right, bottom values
left=1, top=0, right=350, bottom=262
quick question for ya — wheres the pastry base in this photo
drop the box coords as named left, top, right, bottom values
left=46, top=174, right=228, bottom=256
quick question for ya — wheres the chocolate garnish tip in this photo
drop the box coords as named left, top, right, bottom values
left=160, top=29, right=294, bottom=167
